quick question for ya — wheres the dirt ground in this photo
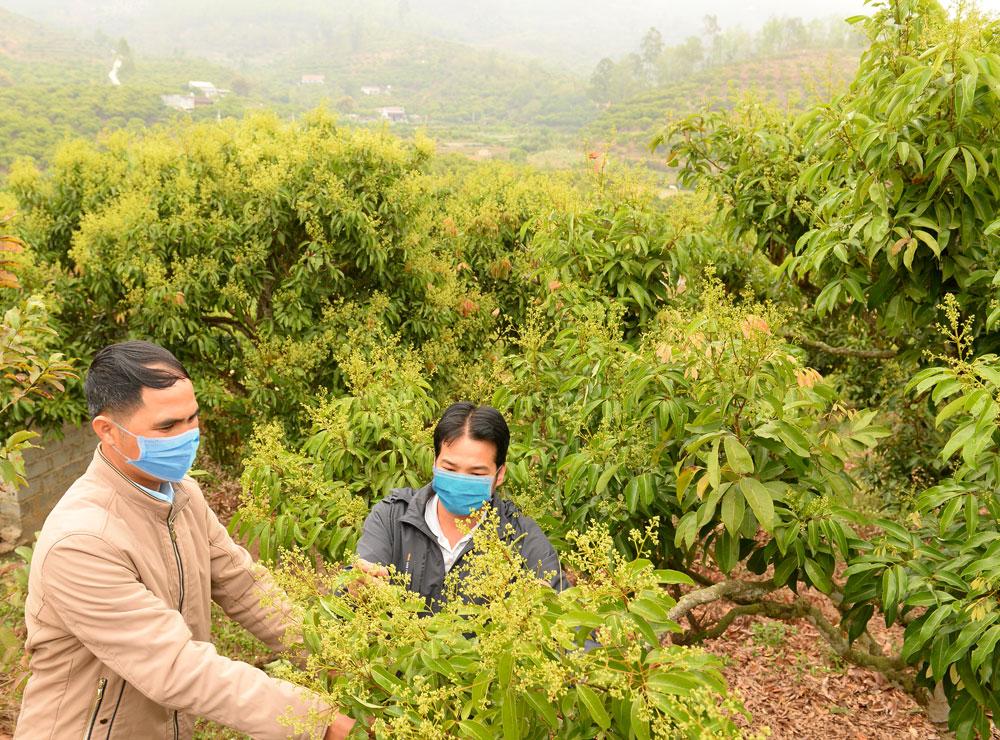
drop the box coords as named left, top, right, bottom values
left=701, top=602, right=942, bottom=738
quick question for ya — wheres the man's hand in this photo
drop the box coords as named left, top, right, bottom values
left=347, top=559, right=389, bottom=599
left=325, top=712, right=356, bottom=740
left=355, top=559, right=389, bottom=578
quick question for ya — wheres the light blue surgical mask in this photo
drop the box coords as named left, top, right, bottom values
left=110, top=420, right=200, bottom=482
left=433, top=467, right=495, bottom=516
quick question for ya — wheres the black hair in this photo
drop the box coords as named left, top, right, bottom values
left=433, top=402, right=510, bottom=467
left=84, top=340, right=190, bottom=419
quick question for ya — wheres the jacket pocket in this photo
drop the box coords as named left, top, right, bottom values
left=101, top=679, right=126, bottom=738
left=83, top=676, right=126, bottom=739
left=83, top=677, right=107, bottom=740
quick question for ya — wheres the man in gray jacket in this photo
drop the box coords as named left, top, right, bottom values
left=356, top=402, right=565, bottom=611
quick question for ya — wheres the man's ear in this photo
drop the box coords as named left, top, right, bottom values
left=495, top=464, right=507, bottom=488
left=91, top=415, right=119, bottom=451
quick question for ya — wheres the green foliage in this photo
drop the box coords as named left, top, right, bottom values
left=270, top=517, right=750, bottom=738
left=750, top=620, right=795, bottom=650
left=0, top=216, right=76, bottom=487
left=663, top=0, right=1000, bottom=348
left=842, top=299, right=1000, bottom=738
left=233, top=423, right=368, bottom=564
left=663, top=282, right=887, bottom=589
left=528, top=184, right=708, bottom=336
left=660, top=101, right=814, bottom=270
left=595, top=50, right=860, bottom=154
left=790, top=0, right=1000, bottom=343
left=0, top=546, right=32, bottom=717
left=8, top=113, right=463, bottom=457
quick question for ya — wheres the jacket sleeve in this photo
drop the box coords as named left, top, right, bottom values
left=40, top=533, right=331, bottom=740
left=205, top=502, right=301, bottom=654
left=515, top=515, right=568, bottom=591
left=355, top=502, right=395, bottom=566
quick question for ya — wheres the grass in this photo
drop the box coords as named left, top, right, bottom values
left=750, top=619, right=797, bottom=650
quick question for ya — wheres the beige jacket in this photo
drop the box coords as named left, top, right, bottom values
left=14, top=446, right=330, bottom=740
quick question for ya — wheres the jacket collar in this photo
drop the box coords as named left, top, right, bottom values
left=399, top=483, right=436, bottom=537
left=91, top=445, right=190, bottom=519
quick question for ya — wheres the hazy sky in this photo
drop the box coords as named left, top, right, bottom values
left=4, top=0, right=1000, bottom=68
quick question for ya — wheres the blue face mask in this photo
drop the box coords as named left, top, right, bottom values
left=111, top=421, right=200, bottom=483
left=433, top=467, right=495, bottom=516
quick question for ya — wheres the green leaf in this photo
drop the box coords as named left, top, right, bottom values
left=707, top=438, right=721, bottom=489
left=714, top=529, right=739, bottom=574
left=961, top=147, right=977, bottom=187
left=5, top=430, right=38, bottom=447
left=774, top=420, right=811, bottom=457
left=971, top=625, right=1000, bottom=670
left=738, top=478, right=776, bottom=532
left=459, top=719, right=493, bottom=740
left=653, top=569, right=694, bottom=586
left=369, top=665, right=403, bottom=693
left=804, top=558, right=833, bottom=594
left=631, top=699, right=651, bottom=740
left=647, top=672, right=702, bottom=695
left=595, top=464, right=619, bottom=495
left=934, top=146, right=960, bottom=185
left=497, top=651, right=513, bottom=689
left=721, top=486, right=746, bottom=535
left=629, top=596, right=670, bottom=624
left=941, top=422, right=976, bottom=460
left=502, top=690, right=519, bottom=740
left=524, top=691, right=559, bottom=729
left=576, top=684, right=610, bottom=730
left=723, top=435, right=754, bottom=474
left=913, top=229, right=941, bottom=258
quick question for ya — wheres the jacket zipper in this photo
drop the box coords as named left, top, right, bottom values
left=83, top=677, right=107, bottom=740
left=103, top=681, right=125, bottom=739
left=167, top=509, right=184, bottom=740
left=167, top=512, right=185, bottom=611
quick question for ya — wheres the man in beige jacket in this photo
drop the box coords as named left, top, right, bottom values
left=14, top=341, right=355, bottom=740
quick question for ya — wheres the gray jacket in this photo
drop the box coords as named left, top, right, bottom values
left=356, top=483, right=566, bottom=611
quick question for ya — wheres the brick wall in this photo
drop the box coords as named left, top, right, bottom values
left=0, top=424, right=96, bottom=552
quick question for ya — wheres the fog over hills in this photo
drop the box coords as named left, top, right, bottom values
left=1, top=0, right=877, bottom=68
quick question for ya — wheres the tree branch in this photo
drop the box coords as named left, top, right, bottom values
left=667, top=580, right=927, bottom=703
left=674, top=603, right=767, bottom=644
left=201, top=314, right=257, bottom=341
left=789, top=335, right=898, bottom=359
left=667, top=579, right=778, bottom=623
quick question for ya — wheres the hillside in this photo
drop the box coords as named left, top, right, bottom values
left=0, top=6, right=98, bottom=63
left=0, top=4, right=594, bottom=171
left=0, top=7, right=256, bottom=170
left=263, top=35, right=589, bottom=130
left=586, top=48, right=861, bottom=164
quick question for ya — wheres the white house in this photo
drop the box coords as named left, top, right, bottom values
left=188, top=80, right=220, bottom=98
left=377, top=106, right=407, bottom=122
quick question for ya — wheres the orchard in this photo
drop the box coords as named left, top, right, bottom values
left=3, top=1, right=1000, bottom=737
